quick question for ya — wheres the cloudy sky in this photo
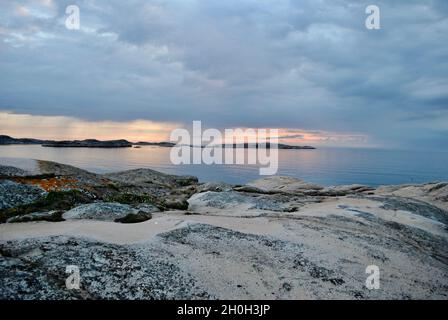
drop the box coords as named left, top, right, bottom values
left=0, top=0, right=447, bottom=148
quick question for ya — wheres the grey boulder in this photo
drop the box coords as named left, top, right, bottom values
left=63, top=202, right=159, bottom=222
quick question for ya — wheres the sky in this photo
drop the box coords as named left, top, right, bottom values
left=0, top=0, right=447, bottom=148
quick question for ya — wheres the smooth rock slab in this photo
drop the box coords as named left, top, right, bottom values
left=247, top=176, right=323, bottom=194
left=188, top=191, right=305, bottom=214
left=0, top=236, right=211, bottom=299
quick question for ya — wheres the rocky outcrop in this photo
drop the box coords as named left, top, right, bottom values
left=0, top=159, right=447, bottom=300
left=1, top=219, right=446, bottom=299
left=0, top=159, right=197, bottom=223
left=1, top=158, right=111, bottom=194
left=0, top=180, right=46, bottom=210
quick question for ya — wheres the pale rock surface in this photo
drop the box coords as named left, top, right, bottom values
left=247, top=176, right=323, bottom=193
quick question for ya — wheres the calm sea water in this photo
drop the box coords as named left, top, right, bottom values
left=1, top=145, right=447, bottom=186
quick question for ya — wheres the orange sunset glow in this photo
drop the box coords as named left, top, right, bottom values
left=1, top=112, right=368, bottom=147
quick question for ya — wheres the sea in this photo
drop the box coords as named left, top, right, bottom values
left=1, top=145, right=447, bottom=187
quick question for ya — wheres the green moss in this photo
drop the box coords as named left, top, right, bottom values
left=162, top=199, right=189, bottom=210
left=44, top=190, right=92, bottom=207
left=8, top=211, right=65, bottom=223
left=114, top=212, right=152, bottom=224
left=104, top=193, right=157, bottom=205
left=0, top=190, right=92, bottom=223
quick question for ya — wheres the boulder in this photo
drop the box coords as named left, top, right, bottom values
left=0, top=158, right=112, bottom=196
left=63, top=202, right=159, bottom=222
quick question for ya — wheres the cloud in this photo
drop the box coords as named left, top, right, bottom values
left=0, top=111, right=181, bottom=141
left=0, top=0, right=447, bottom=149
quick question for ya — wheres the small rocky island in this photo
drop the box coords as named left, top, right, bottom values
left=42, top=139, right=133, bottom=148
left=0, top=158, right=447, bottom=299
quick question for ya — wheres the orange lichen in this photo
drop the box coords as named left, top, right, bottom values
left=12, top=177, right=79, bottom=192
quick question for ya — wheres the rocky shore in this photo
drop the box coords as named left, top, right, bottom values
left=0, top=158, right=447, bottom=299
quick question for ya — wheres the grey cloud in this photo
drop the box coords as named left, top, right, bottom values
left=0, top=0, right=447, bottom=149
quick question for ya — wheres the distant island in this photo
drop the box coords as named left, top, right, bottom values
left=42, top=139, right=133, bottom=148
left=0, top=135, right=132, bottom=148
left=135, top=141, right=176, bottom=147
left=190, top=143, right=315, bottom=149
left=0, top=135, right=52, bottom=145
left=0, top=135, right=315, bottom=149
